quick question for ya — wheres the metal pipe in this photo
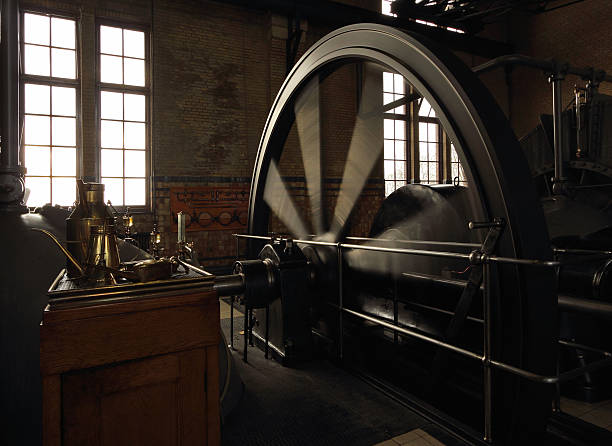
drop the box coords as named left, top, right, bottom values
left=177, top=258, right=213, bottom=276
left=551, top=72, right=566, bottom=190
left=234, top=234, right=560, bottom=267
left=31, top=228, right=86, bottom=276
left=558, top=294, right=612, bottom=319
left=213, top=274, right=245, bottom=296
left=473, top=54, right=612, bottom=83
left=482, top=262, right=492, bottom=443
left=1, top=0, right=20, bottom=168
left=339, top=305, right=483, bottom=361
left=345, top=236, right=480, bottom=249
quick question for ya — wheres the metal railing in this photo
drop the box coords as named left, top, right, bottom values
left=232, top=231, right=612, bottom=443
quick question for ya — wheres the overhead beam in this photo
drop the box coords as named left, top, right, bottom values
left=207, top=0, right=513, bottom=59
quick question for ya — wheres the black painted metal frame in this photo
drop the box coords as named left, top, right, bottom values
left=245, top=23, right=558, bottom=443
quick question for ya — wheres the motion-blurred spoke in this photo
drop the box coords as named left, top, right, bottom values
left=295, top=77, right=325, bottom=235
left=330, top=64, right=383, bottom=240
left=264, top=160, right=309, bottom=239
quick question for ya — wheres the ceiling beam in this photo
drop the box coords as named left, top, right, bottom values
left=207, top=0, right=513, bottom=59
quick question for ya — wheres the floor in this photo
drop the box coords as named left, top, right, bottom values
left=219, top=300, right=466, bottom=446
left=560, top=396, right=612, bottom=432
left=219, top=300, right=612, bottom=445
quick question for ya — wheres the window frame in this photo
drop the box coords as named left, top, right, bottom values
left=20, top=8, right=81, bottom=208
left=95, top=18, right=151, bottom=211
left=382, top=72, right=410, bottom=196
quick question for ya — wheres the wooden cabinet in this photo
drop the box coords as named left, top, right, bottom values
left=40, top=279, right=220, bottom=445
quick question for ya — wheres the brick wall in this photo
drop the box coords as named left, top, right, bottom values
left=19, top=0, right=521, bottom=267
left=508, top=0, right=612, bottom=139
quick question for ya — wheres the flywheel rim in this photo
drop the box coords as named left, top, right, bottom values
left=248, top=23, right=556, bottom=441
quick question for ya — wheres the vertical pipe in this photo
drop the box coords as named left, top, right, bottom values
left=243, top=305, right=248, bottom=362
left=177, top=211, right=185, bottom=243
left=230, top=296, right=234, bottom=349
left=337, top=243, right=343, bottom=361
left=249, top=308, right=254, bottom=346
left=265, top=304, right=270, bottom=359
left=393, top=277, right=398, bottom=345
left=483, top=261, right=493, bottom=443
left=1, top=0, right=20, bottom=169
left=550, top=71, right=566, bottom=193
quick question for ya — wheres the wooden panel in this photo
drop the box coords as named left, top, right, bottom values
left=178, top=349, right=207, bottom=445
left=206, top=345, right=221, bottom=445
left=43, top=290, right=214, bottom=324
left=100, top=382, right=179, bottom=446
left=41, top=299, right=219, bottom=375
left=63, top=354, right=186, bottom=446
left=41, top=375, right=61, bottom=446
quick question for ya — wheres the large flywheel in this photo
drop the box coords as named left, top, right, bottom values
left=246, top=24, right=557, bottom=443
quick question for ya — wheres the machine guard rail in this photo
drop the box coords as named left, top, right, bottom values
left=232, top=232, right=612, bottom=443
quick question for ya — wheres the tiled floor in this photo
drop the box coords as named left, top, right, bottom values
left=561, top=396, right=612, bottom=431
left=373, top=428, right=448, bottom=446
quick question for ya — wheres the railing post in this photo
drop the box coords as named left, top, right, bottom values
left=483, top=259, right=493, bottom=443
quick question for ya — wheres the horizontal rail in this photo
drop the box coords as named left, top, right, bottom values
left=345, top=236, right=480, bottom=249
left=338, top=303, right=612, bottom=385
left=233, top=234, right=561, bottom=267
left=472, top=54, right=612, bottom=83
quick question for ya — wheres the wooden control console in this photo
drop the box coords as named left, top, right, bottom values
left=40, top=276, right=220, bottom=445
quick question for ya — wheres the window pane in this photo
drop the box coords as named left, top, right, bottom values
left=124, top=122, right=145, bottom=149
left=451, top=146, right=458, bottom=162
left=25, top=177, right=51, bottom=207
left=385, top=181, right=395, bottom=197
left=419, top=98, right=431, bottom=117
left=419, top=142, right=428, bottom=160
left=393, top=74, right=404, bottom=94
left=395, top=162, right=406, bottom=181
left=24, top=13, right=49, bottom=45
left=52, top=147, right=76, bottom=176
left=125, top=178, right=146, bottom=205
left=429, top=163, right=438, bottom=182
left=51, top=48, right=76, bottom=79
left=52, top=117, right=76, bottom=146
left=52, top=86, right=76, bottom=116
left=102, top=177, right=123, bottom=206
left=101, top=120, right=123, bottom=148
left=428, top=123, right=438, bottom=142
left=124, top=30, right=145, bottom=59
left=384, top=160, right=395, bottom=181
left=52, top=177, right=76, bottom=206
left=383, top=72, right=393, bottom=92
left=418, top=122, right=427, bottom=141
left=25, top=115, right=50, bottom=145
left=25, top=146, right=50, bottom=176
left=124, top=58, right=145, bottom=86
left=393, top=94, right=405, bottom=114
left=101, top=149, right=123, bottom=177
left=419, top=162, right=428, bottom=182
left=51, top=17, right=75, bottom=49
left=383, top=92, right=393, bottom=106
left=25, top=44, right=50, bottom=76
left=394, top=120, right=405, bottom=140
left=101, top=91, right=123, bottom=120
left=451, top=164, right=459, bottom=180
left=124, top=93, right=145, bottom=121
left=100, top=26, right=123, bottom=55
left=384, top=119, right=394, bottom=139
left=100, top=55, right=123, bottom=84
left=395, top=141, right=405, bottom=160
left=428, top=143, right=438, bottom=161
left=383, top=140, right=394, bottom=159
left=25, top=84, right=50, bottom=114
left=124, top=150, right=145, bottom=177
